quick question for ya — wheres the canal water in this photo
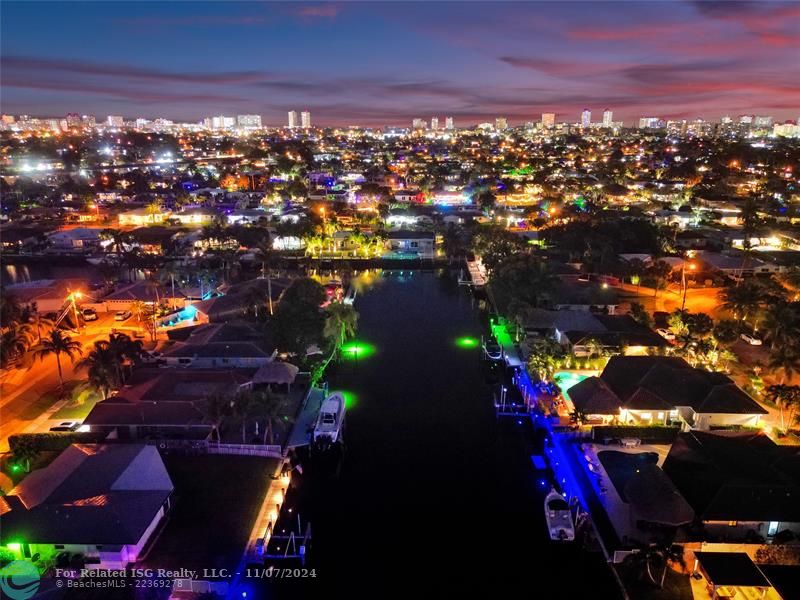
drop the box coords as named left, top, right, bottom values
left=292, top=270, right=620, bottom=598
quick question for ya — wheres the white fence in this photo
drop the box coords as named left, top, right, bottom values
left=207, top=442, right=283, bottom=458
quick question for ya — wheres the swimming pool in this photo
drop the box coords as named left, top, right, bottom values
left=553, top=371, right=589, bottom=400
left=597, top=450, right=659, bottom=502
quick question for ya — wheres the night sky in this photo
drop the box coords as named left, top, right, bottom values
left=2, top=1, right=798, bottom=126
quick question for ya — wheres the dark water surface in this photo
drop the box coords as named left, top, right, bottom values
left=292, top=270, right=620, bottom=598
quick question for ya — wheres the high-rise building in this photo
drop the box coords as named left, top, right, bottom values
left=495, top=117, right=508, bottom=130
left=602, top=109, right=613, bottom=128
left=301, top=111, right=311, bottom=128
left=106, top=115, right=124, bottom=128
left=431, top=117, right=439, bottom=130
left=754, top=115, right=773, bottom=128
left=739, top=115, right=754, bottom=125
left=412, top=118, right=426, bottom=129
left=135, top=118, right=151, bottom=129
left=581, top=109, right=591, bottom=127
left=237, top=114, right=262, bottom=128
left=288, top=111, right=298, bottom=128
left=445, top=116, right=454, bottom=130
left=2, top=114, right=16, bottom=125
left=81, top=115, right=96, bottom=128
left=541, top=113, right=555, bottom=128
left=204, top=115, right=234, bottom=129
left=638, top=117, right=661, bottom=129
left=65, top=113, right=81, bottom=128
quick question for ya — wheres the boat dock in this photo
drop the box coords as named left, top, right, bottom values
left=490, top=319, right=524, bottom=368
left=286, top=386, right=328, bottom=449
left=459, top=258, right=488, bottom=288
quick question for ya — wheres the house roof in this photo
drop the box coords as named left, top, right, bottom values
left=387, top=230, right=435, bottom=240
left=162, top=322, right=276, bottom=359
left=663, top=431, right=800, bottom=522
left=0, top=444, right=172, bottom=546
left=624, top=463, right=694, bottom=526
left=600, top=356, right=766, bottom=415
left=568, top=376, right=621, bottom=414
left=694, top=552, right=771, bottom=588
left=252, top=361, right=300, bottom=385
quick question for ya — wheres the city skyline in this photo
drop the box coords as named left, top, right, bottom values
left=2, top=1, right=799, bottom=126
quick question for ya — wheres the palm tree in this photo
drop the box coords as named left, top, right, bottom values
left=33, top=329, right=83, bottom=392
left=253, top=239, right=275, bottom=315
left=323, top=302, right=359, bottom=350
left=761, top=302, right=800, bottom=350
left=713, top=319, right=740, bottom=347
left=202, top=392, right=231, bottom=442
left=158, top=261, right=184, bottom=311
left=252, top=390, right=293, bottom=445
left=0, top=323, right=33, bottom=367
left=244, top=285, right=268, bottom=319
left=647, top=260, right=673, bottom=298
left=76, top=341, right=118, bottom=399
left=766, top=384, right=800, bottom=431
left=623, top=543, right=684, bottom=589
left=106, top=332, right=143, bottom=384
left=720, top=281, right=762, bottom=324
left=232, top=390, right=255, bottom=443
left=769, top=344, right=800, bottom=384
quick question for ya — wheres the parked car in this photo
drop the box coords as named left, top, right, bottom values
left=740, top=332, right=763, bottom=346
left=81, top=307, right=98, bottom=321
left=49, top=421, right=80, bottom=432
left=115, top=310, right=132, bottom=321
left=656, top=328, right=676, bottom=341
left=142, top=350, right=165, bottom=365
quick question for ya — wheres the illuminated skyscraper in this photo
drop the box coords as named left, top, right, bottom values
left=581, top=109, right=591, bottom=127
left=541, top=113, right=555, bottom=128
left=602, top=109, right=613, bottom=127
left=106, top=115, right=124, bottom=128
left=445, top=116, right=454, bottom=130
left=237, top=114, right=261, bottom=128
left=431, top=117, right=439, bottom=130
left=288, top=111, right=298, bottom=128
left=412, top=118, right=426, bottom=129
left=495, top=117, right=508, bottom=130
left=301, top=111, right=311, bottom=128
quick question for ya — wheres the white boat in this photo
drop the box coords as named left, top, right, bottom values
left=313, top=392, right=346, bottom=445
left=544, top=488, right=575, bottom=541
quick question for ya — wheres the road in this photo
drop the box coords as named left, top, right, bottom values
left=0, top=312, right=152, bottom=453
left=616, top=282, right=724, bottom=317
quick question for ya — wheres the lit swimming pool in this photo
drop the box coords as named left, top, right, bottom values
left=553, top=371, right=589, bottom=399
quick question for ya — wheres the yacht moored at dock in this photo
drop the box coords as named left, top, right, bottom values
left=313, top=392, right=346, bottom=447
left=544, top=488, right=575, bottom=541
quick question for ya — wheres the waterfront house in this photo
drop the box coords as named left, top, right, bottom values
left=664, top=431, right=800, bottom=542
left=162, top=322, right=277, bottom=368
left=83, top=368, right=254, bottom=440
left=386, top=230, right=435, bottom=258
left=46, top=227, right=104, bottom=251
left=98, top=281, right=187, bottom=312
left=522, top=310, right=666, bottom=356
left=567, top=356, right=767, bottom=429
left=0, top=444, right=173, bottom=569
left=118, top=207, right=171, bottom=227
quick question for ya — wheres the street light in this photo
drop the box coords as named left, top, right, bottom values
left=68, top=291, right=82, bottom=330
left=681, top=262, right=695, bottom=311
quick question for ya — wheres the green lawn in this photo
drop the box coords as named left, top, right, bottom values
left=140, top=454, right=279, bottom=573
left=51, top=387, right=101, bottom=420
